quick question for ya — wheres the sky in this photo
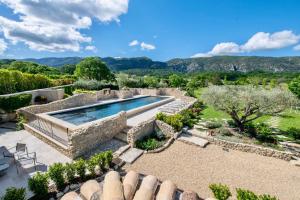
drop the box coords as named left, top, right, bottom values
left=0, top=0, right=300, bottom=61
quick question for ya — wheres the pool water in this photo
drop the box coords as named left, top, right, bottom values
left=50, top=96, right=168, bottom=125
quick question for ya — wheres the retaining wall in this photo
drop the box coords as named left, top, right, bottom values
left=69, top=112, right=127, bottom=158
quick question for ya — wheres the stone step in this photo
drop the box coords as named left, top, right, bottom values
left=114, top=144, right=131, bottom=157
left=114, top=132, right=128, bottom=143
left=187, top=128, right=209, bottom=138
left=119, top=148, right=144, bottom=164
left=178, top=134, right=209, bottom=148
left=194, top=124, right=208, bottom=130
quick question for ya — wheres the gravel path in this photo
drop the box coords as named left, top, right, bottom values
left=124, top=141, right=300, bottom=200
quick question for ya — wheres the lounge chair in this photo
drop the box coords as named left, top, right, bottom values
left=80, top=180, right=102, bottom=200
left=180, top=191, right=200, bottom=200
left=133, top=175, right=158, bottom=200
left=103, top=171, right=124, bottom=200
left=156, top=180, right=177, bottom=200
left=123, top=170, right=139, bottom=200
left=61, top=191, right=83, bottom=200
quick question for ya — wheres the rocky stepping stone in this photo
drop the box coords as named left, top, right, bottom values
left=178, top=134, right=209, bottom=148
left=187, top=128, right=208, bottom=138
left=194, top=124, right=208, bottom=130
left=119, top=148, right=144, bottom=164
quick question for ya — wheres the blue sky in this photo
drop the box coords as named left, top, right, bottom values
left=0, top=0, right=300, bottom=61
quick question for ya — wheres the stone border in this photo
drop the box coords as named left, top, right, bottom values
left=144, top=137, right=175, bottom=153
left=203, top=135, right=296, bottom=161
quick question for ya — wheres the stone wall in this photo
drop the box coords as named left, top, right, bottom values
left=206, top=137, right=295, bottom=161
left=116, top=89, right=134, bottom=99
left=155, top=120, right=177, bottom=138
left=127, top=119, right=155, bottom=147
left=69, top=112, right=127, bottom=158
left=18, top=93, right=97, bottom=115
left=96, top=89, right=117, bottom=100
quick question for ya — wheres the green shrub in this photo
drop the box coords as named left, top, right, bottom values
left=87, top=157, right=98, bottom=177
left=103, top=150, right=113, bottom=168
left=209, top=183, right=232, bottom=200
left=64, top=162, right=77, bottom=183
left=48, top=163, right=65, bottom=190
left=74, top=158, right=86, bottom=180
left=259, top=194, right=278, bottom=200
left=136, top=137, right=161, bottom=150
left=16, top=114, right=27, bottom=131
left=28, top=172, right=49, bottom=198
left=205, top=121, right=222, bottom=129
left=255, top=123, right=277, bottom=144
left=156, top=112, right=166, bottom=121
left=0, top=94, right=32, bottom=112
left=285, top=127, right=300, bottom=140
left=64, top=85, right=74, bottom=95
left=1, top=187, right=26, bottom=200
left=156, top=112, right=183, bottom=131
left=236, top=188, right=259, bottom=200
left=74, top=79, right=118, bottom=91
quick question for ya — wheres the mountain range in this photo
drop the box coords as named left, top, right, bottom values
left=20, top=56, right=300, bottom=73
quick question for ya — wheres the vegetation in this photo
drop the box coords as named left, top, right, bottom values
left=48, top=163, right=65, bottom=191
left=16, top=114, right=27, bottom=130
left=209, top=183, right=232, bottom=200
left=1, top=187, right=26, bottom=200
left=202, top=85, right=297, bottom=132
left=28, top=172, right=49, bottom=199
left=75, top=57, right=113, bottom=81
left=73, top=79, right=118, bottom=91
left=0, top=94, right=32, bottom=112
left=135, top=132, right=167, bottom=150
left=288, top=76, right=300, bottom=98
left=64, top=162, right=77, bottom=184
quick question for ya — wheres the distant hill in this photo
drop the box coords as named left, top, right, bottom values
left=14, top=56, right=300, bottom=73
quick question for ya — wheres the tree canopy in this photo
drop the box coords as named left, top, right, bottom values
left=75, top=57, right=113, bottom=81
left=202, top=85, right=298, bottom=132
left=288, top=76, right=300, bottom=99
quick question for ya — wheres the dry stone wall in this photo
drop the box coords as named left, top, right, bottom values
left=69, top=112, right=127, bottom=158
left=127, top=119, right=155, bottom=147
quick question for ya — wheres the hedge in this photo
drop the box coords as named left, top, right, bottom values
left=0, top=94, right=32, bottom=112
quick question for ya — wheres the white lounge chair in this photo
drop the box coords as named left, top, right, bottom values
left=133, top=175, right=158, bottom=200
left=103, top=171, right=124, bottom=200
left=123, top=170, right=139, bottom=200
left=61, top=191, right=83, bottom=200
left=80, top=180, right=102, bottom=200
left=156, top=180, right=177, bottom=200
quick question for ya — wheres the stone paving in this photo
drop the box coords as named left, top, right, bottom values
left=119, top=148, right=144, bottom=164
left=158, top=100, right=191, bottom=114
left=178, top=134, right=209, bottom=148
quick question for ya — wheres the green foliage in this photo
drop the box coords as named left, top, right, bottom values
left=288, top=76, right=300, bottom=98
left=143, top=76, right=159, bottom=88
left=1, top=187, right=26, bottom=200
left=135, top=133, right=166, bottom=150
left=168, top=74, right=186, bottom=87
left=205, top=121, right=222, bottom=129
left=87, top=157, right=98, bottom=177
left=259, top=194, right=278, bottom=200
left=236, top=188, right=259, bottom=200
left=254, top=123, right=277, bottom=144
left=16, top=114, right=27, bottom=131
left=156, top=112, right=183, bottom=131
left=48, top=163, right=65, bottom=190
left=28, top=172, right=49, bottom=198
left=0, top=69, right=52, bottom=95
left=209, top=183, right=232, bottom=200
left=64, top=85, right=74, bottom=95
left=74, top=158, right=87, bottom=180
left=60, top=64, right=76, bottom=75
left=64, top=162, right=77, bottom=183
left=7, top=61, right=60, bottom=75
left=116, top=73, right=146, bottom=88
left=216, top=127, right=233, bottom=136
left=285, top=127, right=300, bottom=140
left=103, top=150, right=113, bottom=168
left=73, top=79, right=118, bottom=90
left=0, top=94, right=32, bottom=112
left=75, top=57, right=113, bottom=81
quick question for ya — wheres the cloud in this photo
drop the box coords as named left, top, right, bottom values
left=293, top=44, right=300, bottom=51
left=0, top=39, right=7, bottom=54
left=0, top=0, right=129, bottom=52
left=140, top=42, right=156, bottom=50
left=129, top=40, right=139, bottom=46
left=85, top=45, right=97, bottom=52
left=192, top=30, right=300, bottom=57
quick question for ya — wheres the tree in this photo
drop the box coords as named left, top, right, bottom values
left=288, top=76, right=300, bottom=99
left=60, top=64, right=76, bottom=74
left=144, top=76, right=159, bottom=88
left=202, top=85, right=297, bottom=132
left=168, top=74, right=186, bottom=87
left=75, top=57, right=112, bottom=81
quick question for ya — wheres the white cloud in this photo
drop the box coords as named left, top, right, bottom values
left=85, top=45, right=97, bottom=52
left=192, top=30, right=300, bottom=57
left=293, top=44, right=300, bottom=51
left=0, top=0, right=129, bottom=52
left=140, top=42, right=156, bottom=50
left=0, top=39, right=7, bottom=54
left=129, top=40, right=139, bottom=46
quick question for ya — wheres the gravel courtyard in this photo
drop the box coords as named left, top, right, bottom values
left=124, top=141, right=300, bottom=200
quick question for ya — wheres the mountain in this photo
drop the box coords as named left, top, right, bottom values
left=18, top=56, right=300, bottom=73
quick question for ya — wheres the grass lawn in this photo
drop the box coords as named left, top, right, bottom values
left=200, top=105, right=230, bottom=120
left=278, top=109, right=300, bottom=131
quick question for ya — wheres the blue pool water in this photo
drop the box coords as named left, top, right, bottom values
left=50, top=96, right=167, bottom=125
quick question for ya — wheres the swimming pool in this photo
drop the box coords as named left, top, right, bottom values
left=50, top=96, right=168, bottom=125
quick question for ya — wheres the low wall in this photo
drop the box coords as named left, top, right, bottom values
left=96, top=89, right=117, bottom=100
left=69, top=112, right=127, bottom=158
left=127, top=119, right=155, bottom=147
left=206, top=137, right=295, bottom=161
left=127, top=119, right=179, bottom=147
left=18, top=93, right=97, bottom=115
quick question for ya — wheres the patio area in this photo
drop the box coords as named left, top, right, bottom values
left=0, top=126, right=71, bottom=197
left=124, top=141, right=300, bottom=200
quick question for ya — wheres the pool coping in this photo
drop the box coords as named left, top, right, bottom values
left=37, top=95, right=174, bottom=131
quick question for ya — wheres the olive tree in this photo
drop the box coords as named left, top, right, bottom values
left=202, top=85, right=298, bottom=132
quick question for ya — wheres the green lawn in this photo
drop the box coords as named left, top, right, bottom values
left=200, top=105, right=230, bottom=120
left=278, top=110, right=300, bottom=131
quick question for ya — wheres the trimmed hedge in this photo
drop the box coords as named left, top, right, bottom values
left=0, top=94, right=32, bottom=112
